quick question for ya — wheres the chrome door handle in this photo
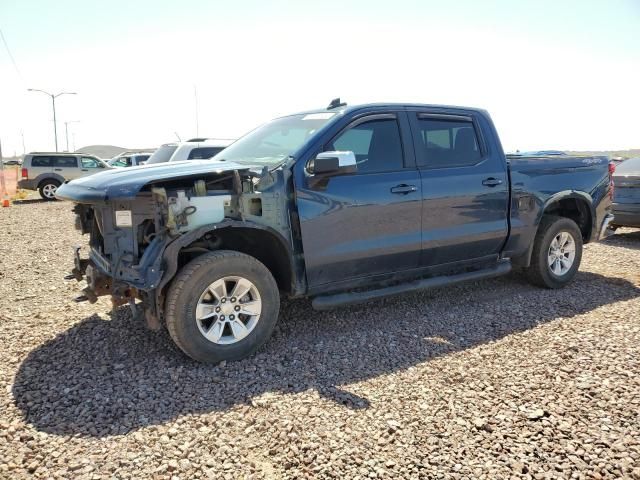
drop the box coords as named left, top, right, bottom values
left=482, top=178, right=503, bottom=187
left=391, top=184, right=417, bottom=194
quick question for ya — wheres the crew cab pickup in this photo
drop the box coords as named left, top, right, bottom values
left=56, top=102, right=615, bottom=363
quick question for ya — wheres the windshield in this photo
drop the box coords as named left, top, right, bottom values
left=214, top=113, right=337, bottom=166
left=146, top=144, right=178, bottom=164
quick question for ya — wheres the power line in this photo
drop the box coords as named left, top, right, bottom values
left=0, top=28, right=25, bottom=84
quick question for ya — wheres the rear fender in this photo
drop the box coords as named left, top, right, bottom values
left=512, top=191, right=594, bottom=267
left=36, top=173, right=66, bottom=188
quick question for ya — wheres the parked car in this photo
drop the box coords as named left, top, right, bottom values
left=144, top=139, right=233, bottom=165
left=108, top=152, right=153, bottom=168
left=2, top=157, right=22, bottom=165
left=611, top=157, right=640, bottom=228
left=57, top=102, right=614, bottom=363
left=168, top=138, right=234, bottom=162
left=19, top=152, right=110, bottom=200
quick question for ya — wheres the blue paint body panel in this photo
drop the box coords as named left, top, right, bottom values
left=56, top=103, right=614, bottom=296
left=56, top=159, right=258, bottom=202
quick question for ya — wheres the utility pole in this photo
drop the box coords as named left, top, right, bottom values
left=27, top=89, right=77, bottom=152
left=0, top=137, right=5, bottom=196
left=64, top=121, right=80, bottom=152
left=194, top=84, right=199, bottom=137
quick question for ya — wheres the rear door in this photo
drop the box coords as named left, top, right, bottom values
left=53, top=155, right=80, bottom=180
left=296, top=111, right=423, bottom=287
left=28, top=155, right=54, bottom=180
left=408, top=111, right=509, bottom=266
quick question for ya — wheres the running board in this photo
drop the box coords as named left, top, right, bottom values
left=311, top=259, right=512, bottom=310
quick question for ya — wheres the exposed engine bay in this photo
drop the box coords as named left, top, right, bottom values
left=70, top=166, right=297, bottom=327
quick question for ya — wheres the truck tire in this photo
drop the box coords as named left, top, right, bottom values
left=525, top=215, right=583, bottom=289
left=165, top=250, right=280, bottom=364
left=38, top=179, right=60, bottom=201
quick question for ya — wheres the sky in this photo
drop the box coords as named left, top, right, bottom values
left=1, top=0, right=639, bottom=156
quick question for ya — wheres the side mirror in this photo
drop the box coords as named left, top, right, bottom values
left=307, top=151, right=357, bottom=176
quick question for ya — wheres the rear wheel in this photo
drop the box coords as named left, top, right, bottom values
left=165, top=250, right=280, bottom=363
left=525, top=215, right=583, bottom=288
left=38, top=180, right=60, bottom=201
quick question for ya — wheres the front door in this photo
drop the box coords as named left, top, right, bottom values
left=53, top=155, right=81, bottom=180
left=409, top=112, right=509, bottom=266
left=79, top=156, right=106, bottom=177
left=296, top=112, right=423, bottom=287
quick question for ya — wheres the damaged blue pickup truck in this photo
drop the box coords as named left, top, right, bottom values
left=56, top=101, right=615, bottom=363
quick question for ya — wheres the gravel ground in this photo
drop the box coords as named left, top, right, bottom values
left=0, top=198, right=639, bottom=480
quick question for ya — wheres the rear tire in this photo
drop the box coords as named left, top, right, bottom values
left=525, top=215, right=583, bottom=289
left=38, top=180, right=60, bottom=201
left=165, top=250, right=280, bottom=364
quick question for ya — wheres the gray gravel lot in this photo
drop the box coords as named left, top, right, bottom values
left=0, top=199, right=639, bottom=479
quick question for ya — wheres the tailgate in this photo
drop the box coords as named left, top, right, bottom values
left=613, top=175, right=640, bottom=204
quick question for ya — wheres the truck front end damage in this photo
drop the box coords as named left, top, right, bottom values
left=59, top=161, right=296, bottom=329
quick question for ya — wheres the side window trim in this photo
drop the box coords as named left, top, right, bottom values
left=412, top=112, right=487, bottom=169
left=323, top=112, right=410, bottom=171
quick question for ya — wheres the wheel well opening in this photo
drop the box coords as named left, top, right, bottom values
left=178, top=227, right=293, bottom=294
left=38, top=177, right=60, bottom=189
left=543, top=198, right=592, bottom=241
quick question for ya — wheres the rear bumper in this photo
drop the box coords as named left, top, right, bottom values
left=612, top=203, right=640, bottom=228
left=598, top=213, right=616, bottom=239
left=17, top=179, right=37, bottom=190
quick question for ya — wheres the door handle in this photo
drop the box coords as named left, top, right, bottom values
left=54, top=168, right=63, bottom=171
left=390, top=184, right=417, bottom=194
left=482, top=177, right=503, bottom=187
left=81, top=169, right=88, bottom=171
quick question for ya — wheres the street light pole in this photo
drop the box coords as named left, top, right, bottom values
left=51, top=94, right=58, bottom=152
left=27, top=89, right=77, bottom=152
left=64, top=120, right=80, bottom=152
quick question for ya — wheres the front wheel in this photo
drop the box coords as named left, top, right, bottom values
left=525, top=215, right=583, bottom=289
left=165, top=250, right=280, bottom=363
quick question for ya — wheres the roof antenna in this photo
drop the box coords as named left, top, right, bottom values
left=327, top=97, right=347, bottom=110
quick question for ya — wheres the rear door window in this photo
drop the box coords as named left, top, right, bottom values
left=31, top=156, right=53, bottom=167
left=54, top=156, right=78, bottom=168
left=415, top=117, right=482, bottom=168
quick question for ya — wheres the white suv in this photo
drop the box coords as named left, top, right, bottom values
left=18, top=152, right=111, bottom=200
left=169, top=138, right=234, bottom=162
left=108, top=152, right=153, bottom=167
left=145, top=139, right=233, bottom=165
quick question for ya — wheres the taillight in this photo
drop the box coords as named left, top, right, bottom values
left=608, top=161, right=615, bottom=200
left=21, top=168, right=28, bottom=179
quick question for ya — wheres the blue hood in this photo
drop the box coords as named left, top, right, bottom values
left=56, top=160, right=258, bottom=202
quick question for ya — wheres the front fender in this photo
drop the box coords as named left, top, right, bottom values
left=156, top=220, right=293, bottom=293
